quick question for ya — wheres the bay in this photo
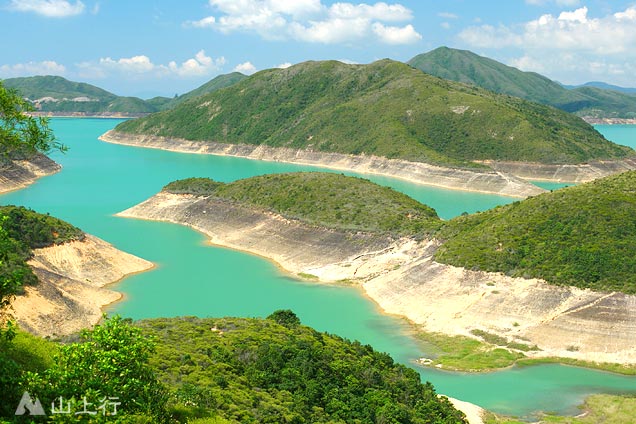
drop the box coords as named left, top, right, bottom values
left=1, top=118, right=635, bottom=419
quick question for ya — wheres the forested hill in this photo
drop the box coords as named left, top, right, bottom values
left=114, top=59, right=632, bottom=167
left=409, top=47, right=636, bottom=119
left=435, top=170, right=636, bottom=293
left=163, top=173, right=442, bottom=236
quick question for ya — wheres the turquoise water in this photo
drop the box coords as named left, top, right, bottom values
left=595, top=124, right=636, bottom=149
left=1, top=118, right=635, bottom=419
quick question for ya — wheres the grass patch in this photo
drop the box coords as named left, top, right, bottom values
left=297, top=272, right=319, bottom=280
left=414, top=331, right=525, bottom=371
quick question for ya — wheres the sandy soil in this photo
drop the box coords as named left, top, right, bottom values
left=10, top=235, right=153, bottom=337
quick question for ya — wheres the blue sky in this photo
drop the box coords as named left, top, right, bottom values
left=1, top=0, right=635, bottom=97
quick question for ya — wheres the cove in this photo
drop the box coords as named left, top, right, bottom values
left=0, top=118, right=634, bottom=420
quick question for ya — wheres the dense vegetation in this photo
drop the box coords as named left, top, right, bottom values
left=408, top=47, right=636, bottom=119
left=164, top=173, right=442, bottom=236
left=0, top=315, right=466, bottom=423
left=138, top=314, right=466, bottom=423
left=435, top=171, right=636, bottom=293
left=0, top=206, right=84, bottom=312
left=115, top=59, right=631, bottom=166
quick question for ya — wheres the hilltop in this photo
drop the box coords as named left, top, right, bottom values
left=160, top=71, right=247, bottom=110
left=113, top=59, right=632, bottom=168
left=409, top=47, right=636, bottom=119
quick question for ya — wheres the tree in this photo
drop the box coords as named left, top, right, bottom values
left=267, top=309, right=301, bottom=328
left=25, top=315, right=169, bottom=422
left=0, top=80, right=66, bottom=160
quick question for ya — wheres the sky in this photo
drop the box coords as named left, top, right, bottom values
left=1, top=0, right=635, bottom=98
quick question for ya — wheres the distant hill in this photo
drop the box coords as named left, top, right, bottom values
left=436, top=170, right=636, bottom=293
left=114, top=59, right=632, bottom=167
left=2, top=75, right=158, bottom=114
left=161, top=72, right=246, bottom=110
left=564, top=81, right=636, bottom=95
left=408, top=47, right=636, bottom=119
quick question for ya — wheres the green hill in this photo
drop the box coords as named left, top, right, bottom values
left=2, top=75, right=159, bottom=114
left=164, top=173, right=442, bottom=236
left=115, top=59, right=632, bottom=166
left=162, top=71, right=247, bottom=109
left=435, top=170, right=636, bottom=293
left=408, top=47, right=636, bottom=119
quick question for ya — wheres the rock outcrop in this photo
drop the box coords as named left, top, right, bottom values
left=0, top=153, right=61, bottom=194
left=10, top=235, right=153, bottom=337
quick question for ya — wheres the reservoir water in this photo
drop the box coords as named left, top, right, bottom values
left=1, top=118, right=635, bottom=419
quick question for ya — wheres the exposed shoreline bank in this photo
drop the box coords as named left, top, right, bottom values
left=99, top=130, right=545, bottom=198
left=118, top=191, right=636, bottom=370
left=0, top=153, right=61, bottom=195
left=11, top=234, right=154, bottom=337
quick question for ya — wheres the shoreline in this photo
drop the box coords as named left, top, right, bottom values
left=117, top=191, right=636, bottom=373
left=0, top=154, right=62, bottom=195
left=11, top=234, right=154, bottom=337
left=100, top=130, right=545, bottom=198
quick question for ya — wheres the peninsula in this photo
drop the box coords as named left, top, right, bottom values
left=100, top=59, right=636, bottom=194
left=120, top=172, right=636, bottom=369
left=0, top=205, right=153, bottom=337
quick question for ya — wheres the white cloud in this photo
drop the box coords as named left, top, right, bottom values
left=276, top=62, right=293, bottom=69
left=459, top=6, right=636, bottom=86
left=371, top=23, right=421, bottom=44
left=77, top=50, right=226, bottom=79
left=189, top=0, right=422, bottom=45
left=233, top=61, right=257, bottom=75
left=459, top=6, right=636, bottom=55
left=8, top=0, right=85, bottom=17
left=0, top=60, right=66, bottom=77
left=440, top=22, right=451, bottom=30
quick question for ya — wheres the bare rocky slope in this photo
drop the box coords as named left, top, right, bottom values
left=0, top=153, right=61, bottom=194
left=101, top=131, right=544, bottom=198
left=120, top=191, right=636, bottom=365
left=10, top=235, right=153, bottom=337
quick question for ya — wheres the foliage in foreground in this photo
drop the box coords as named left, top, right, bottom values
left=138, top=313, right=467, bottom=423
left=20, top=316, right=169, bottom=422
left=163, top=173, right=442, bottom=237
left=0, top=314, right=466, bottom=423
left=0, top=80, right=65, bottom=161
left=435, top=170, right=636, bottom=293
